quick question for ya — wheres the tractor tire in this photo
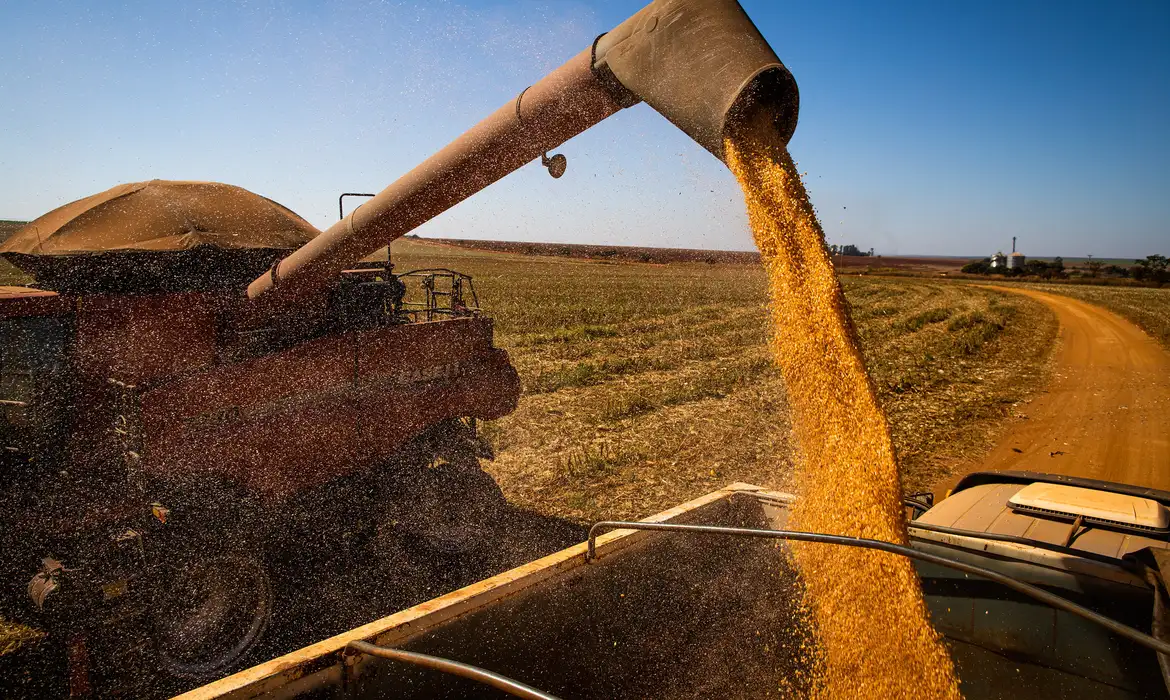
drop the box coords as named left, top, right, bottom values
left=148, top=541, right=273, bottom=682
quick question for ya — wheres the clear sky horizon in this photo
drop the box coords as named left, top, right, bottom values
left=2, top=0, right=1167, bottom=259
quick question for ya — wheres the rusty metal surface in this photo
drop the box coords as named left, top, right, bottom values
left=593, top=0, right=798, bottom=160
left=73, top=294, right=218, bottom=384
left=245, top=46, right=626, bottom=311
left=138, top=317, right=519, bottom=499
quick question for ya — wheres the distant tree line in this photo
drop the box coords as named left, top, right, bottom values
left=830, top=244, right=873, bottom=257
left=961, top=254, right=1168, bottom=285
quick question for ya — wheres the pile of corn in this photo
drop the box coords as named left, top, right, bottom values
left=725, top=132, right=961, bottom=699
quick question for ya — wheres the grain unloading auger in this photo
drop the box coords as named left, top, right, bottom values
left=244, top=0, right=799, bottom=315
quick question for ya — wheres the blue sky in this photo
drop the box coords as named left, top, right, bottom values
left=1, top=0, right=1167, bottom=258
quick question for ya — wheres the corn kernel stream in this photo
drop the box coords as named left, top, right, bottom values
left=725, top=132, right=962, bottom=699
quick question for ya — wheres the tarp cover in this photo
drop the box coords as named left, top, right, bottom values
left=0, top=180, right=317, bottom=255
left=0, top=180, right=320, bottom=292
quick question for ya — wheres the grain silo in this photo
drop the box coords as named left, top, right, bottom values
left=1006, top=236, right=1025, bottom=270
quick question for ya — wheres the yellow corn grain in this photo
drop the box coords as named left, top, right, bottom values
left=725, top=132, right=961, bottom=699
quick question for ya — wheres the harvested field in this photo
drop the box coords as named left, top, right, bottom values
left=0, top=239, right=1059, bottom=681
left=392, top=238, right=1057, bottom=522
left=418, top=236, right=968, bottom=273
left=0, top=221, right=30, bottom=285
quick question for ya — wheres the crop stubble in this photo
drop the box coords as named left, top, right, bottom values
left=390, top=238, right=1056, bottom=523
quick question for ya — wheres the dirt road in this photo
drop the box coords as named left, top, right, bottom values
left=947, top=287, right=1170, bottom=491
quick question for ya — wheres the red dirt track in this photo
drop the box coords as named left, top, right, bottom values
left=942, top=287, right=1170, bottom=493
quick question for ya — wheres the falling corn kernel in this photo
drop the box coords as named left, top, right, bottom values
left=725, top=131, right=961, bottom=700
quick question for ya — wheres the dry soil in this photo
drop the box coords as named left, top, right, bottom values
left=940, top=286, right=1170, bottom=492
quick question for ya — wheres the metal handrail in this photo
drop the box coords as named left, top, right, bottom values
left=585, top=521, right=1170, bottom=657
left=396, top=268, right=481, bottom=315
left=756, top=492, right=1137, bottom=570
left=346, top=640, right=561, bottom=700
left=906, top=520, right=1136, bottom=571
left=338, top=193, right=376, bottom=220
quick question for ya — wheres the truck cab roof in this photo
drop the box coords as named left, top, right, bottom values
left=913, top=471, right=1170, bottom=591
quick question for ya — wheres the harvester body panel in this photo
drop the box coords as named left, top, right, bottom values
left=138, top=317, right=517, bottom=500
left=0, top=178, right=522, bottom=685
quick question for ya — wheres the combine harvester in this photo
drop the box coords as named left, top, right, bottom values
left=4, top=0, right=1170, bottom=697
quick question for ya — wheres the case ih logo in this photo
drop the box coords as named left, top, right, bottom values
left=391, top=360, right=468, bottom=386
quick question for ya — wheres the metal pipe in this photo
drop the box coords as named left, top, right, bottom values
left=346, top=640, right=562, bottom=700
left=245, top=0, right=800, bottom=316
left=585, top=521, right=1170, bottom=657
left=593, top=0, right=798, bottom=160
left=753, top=493, right=1118, bottom=571
left=247, top=47, right=626, bottom=311
left=730, top=493, right=1133, bottom=568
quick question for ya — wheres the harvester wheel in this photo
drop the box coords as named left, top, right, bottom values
left=150, top=547, right=272, bottom=681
